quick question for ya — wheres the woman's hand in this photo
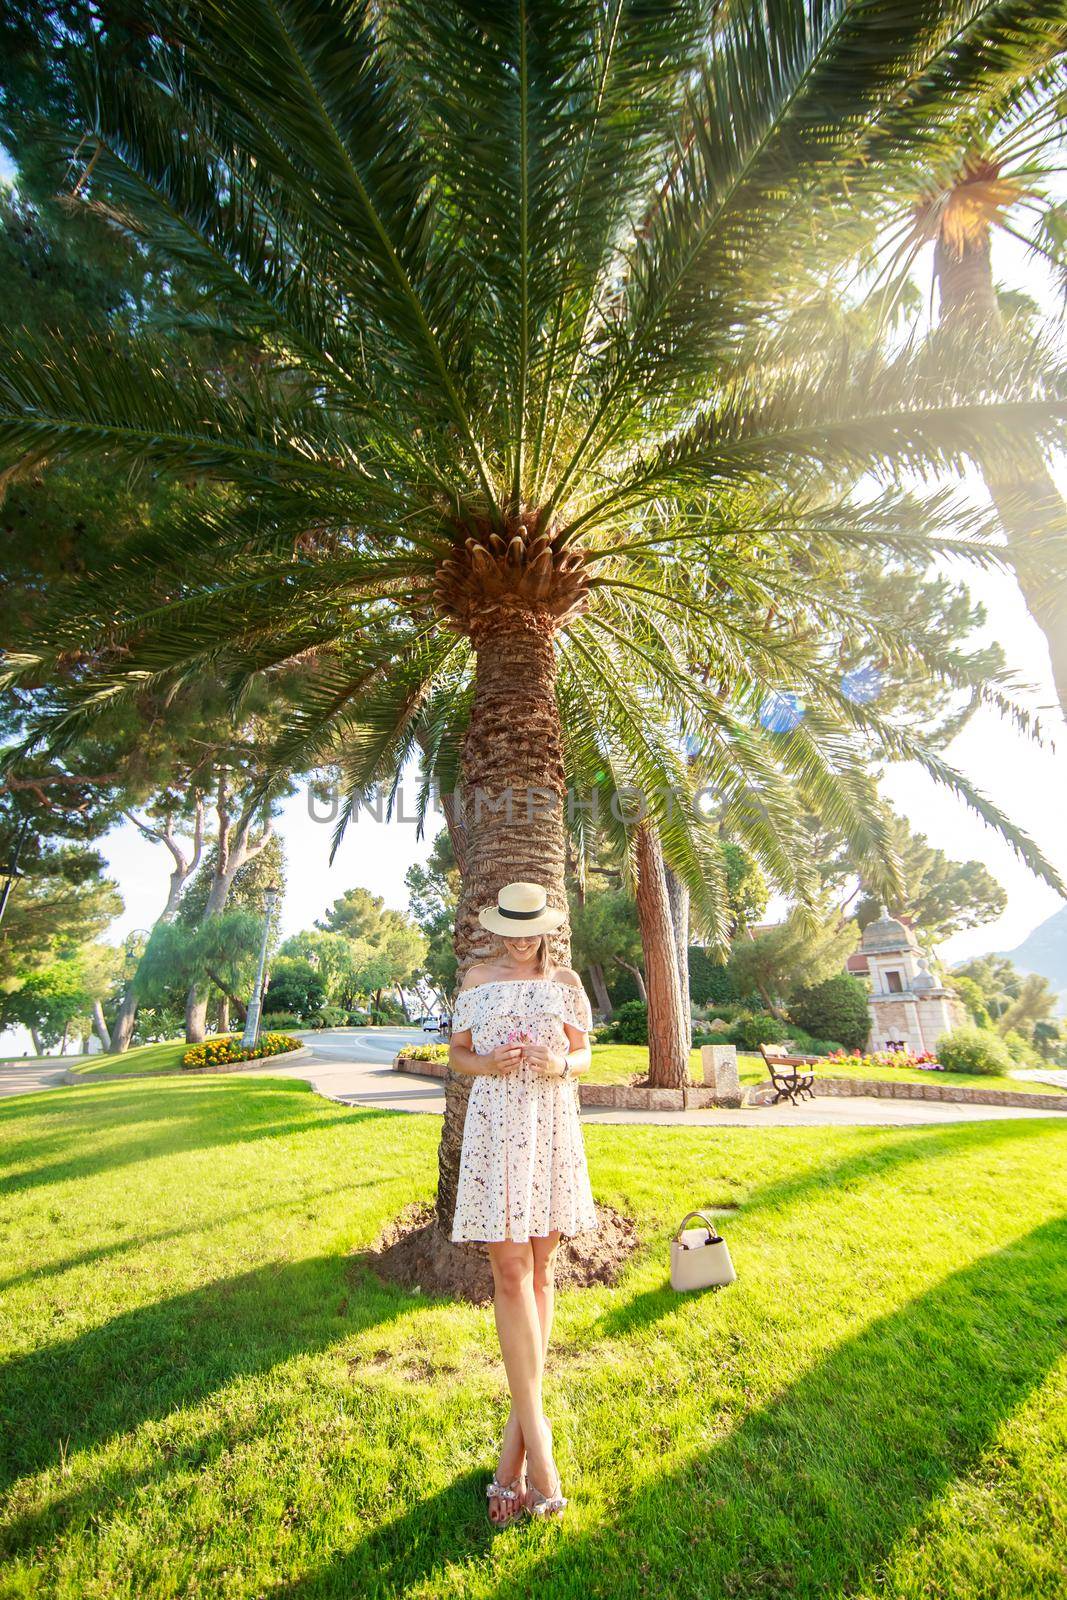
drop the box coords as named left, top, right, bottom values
left=483, top=1043, right=524, bottom=1076
left=522, top=1044, right=566, bottom=1078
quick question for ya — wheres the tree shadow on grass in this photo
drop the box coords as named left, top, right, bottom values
left=264, top=1471, right=517, bottom=1599
left=0, top=1179, right=383, bottom=1296
left=257, top=1213, right=1067, bottom=1600
left=0, top=1251, right=425, bottom=1514
left=595, top=1115, right=1066, bottom=1343
left=0, top=1078, right=386, bottom=1199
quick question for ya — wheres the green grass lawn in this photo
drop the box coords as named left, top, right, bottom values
left=0, top=1074, right=1064, bottom=1598
left=587, top=1042, right=1067, bottom=1097
left=63, top=1037, right=233, bottom=1079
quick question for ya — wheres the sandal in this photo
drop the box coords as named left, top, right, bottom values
left=524, top=1467, right=568, bottom=1519
left=486, top=1470, right=525, bottom=1529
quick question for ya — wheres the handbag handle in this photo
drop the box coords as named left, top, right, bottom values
left=674, top=1209, right=722, bottom=1245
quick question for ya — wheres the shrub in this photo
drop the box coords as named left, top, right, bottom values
left=306, top=1005, right=348, bottom=1029
left=691, top=1003, right=741, bottom=1025
left=612, top=999, right=649, bottom=1045
left=729, top=1012, right=788, bottom=1050
left=787, top=973, right=870, bottom=1052
left=263, top=958, right=326, bottom=1019
left=782, top=1027, right=844, bottom=1057
left=1001, top=1029, right=1040, bottom=1069
left=347, top=1011, right=370, bottom=1026
left=182, top=1032, right=300, bottom=1070
left=261, top=1011, right=304, bottom=1033
left=934, top=1025, right=1014, bottom=1076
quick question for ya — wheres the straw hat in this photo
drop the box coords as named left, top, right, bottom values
left=477, top=881, right=566, bottom=937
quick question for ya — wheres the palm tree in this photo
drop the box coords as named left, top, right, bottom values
left=726, top=64, right=1067, bottom=710
left=883, top=79, right=1067, bottom=714
left=2, top=0, right=1066, bottom=1282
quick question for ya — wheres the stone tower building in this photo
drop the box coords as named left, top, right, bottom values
left=859, top=909, right=965, bottom=1056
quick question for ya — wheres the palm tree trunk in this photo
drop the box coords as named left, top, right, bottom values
left=634, top=822, right=688, bottom=1088
left=936, top=230, right=1067, bottom=716
left=437, top=605, right=570, bottom=1240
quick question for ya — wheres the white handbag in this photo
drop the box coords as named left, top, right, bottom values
left=670, top=1209, right=737, bottom=1292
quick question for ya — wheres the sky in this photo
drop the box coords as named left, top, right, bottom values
left=6, top=138, right=1067, bottom=978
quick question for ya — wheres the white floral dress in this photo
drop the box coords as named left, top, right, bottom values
left=450, top=978, right=599, bottom=1244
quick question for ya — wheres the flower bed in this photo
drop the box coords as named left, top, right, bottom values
left=402, top=1042, right=450, bottom=1062
left=826, top=1047, right=945, bottom=1073
left=182, top=1032, right=302, bottom=1070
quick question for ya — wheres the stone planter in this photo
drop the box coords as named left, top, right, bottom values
left=394, top=1055, right=449, bottom=1079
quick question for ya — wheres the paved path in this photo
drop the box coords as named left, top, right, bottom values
left=0, top=1059, right=73, bottom=1098
left=245, top=1029, right=1067, bottom=1128
left=1012, top=1066, right=1067, bottom=1090
left=247, top=1028, right=449, bottom=1113
left=4, top=1029, right=1064, bottom=1126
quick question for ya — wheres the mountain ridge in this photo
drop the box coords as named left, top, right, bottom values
left=1000, top=902, right=1067, bottom=1009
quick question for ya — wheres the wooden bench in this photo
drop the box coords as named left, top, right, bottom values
left=758, top=1042, right=819, bottom=1105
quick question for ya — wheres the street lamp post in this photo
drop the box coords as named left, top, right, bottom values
left=241, top=885, right=279, bottom=1053
left=0, top=817, right=32, bottom=929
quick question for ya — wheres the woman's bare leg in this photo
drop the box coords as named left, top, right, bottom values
left=487, top=1239, right=555, bottom=1515
left=491, top=1230, right=561, bottom=1512
left=525, top=1231, right=562, bottom=1496
left=531, top=1230, right=561, bottom=1359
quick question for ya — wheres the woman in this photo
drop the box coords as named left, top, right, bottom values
left=448, top=881, right=598, bottom=1526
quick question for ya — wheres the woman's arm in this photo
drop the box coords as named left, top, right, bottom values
left=562, top=1022, right=592, bottom=1078
left=448, top=1026, right=523, bottom=1079
left=523, top=1023, right=592, bottom=1080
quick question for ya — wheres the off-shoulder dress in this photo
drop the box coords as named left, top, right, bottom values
left=449, top=977, right=599, bottom=1244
